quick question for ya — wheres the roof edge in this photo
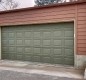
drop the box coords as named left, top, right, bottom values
left=0, top=1, right=86, bottom=14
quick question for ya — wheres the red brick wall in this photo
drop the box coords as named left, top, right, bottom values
left=0, top=2, right=86, bottom=55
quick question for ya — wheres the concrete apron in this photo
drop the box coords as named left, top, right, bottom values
left=0, top=60, right=84, bottom=79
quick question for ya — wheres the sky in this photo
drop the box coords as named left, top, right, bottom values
left=0, top=0, right=69, bottom=10
left=0, top=0, right=35, bottom=10
left=15, top=0, right=69, bottom=8
left=15, top=0, right=35, bottom=8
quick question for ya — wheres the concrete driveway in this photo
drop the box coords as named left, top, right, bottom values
left=0, top=70, right=82, bottom=80
left=0, top=60, right=84, bottom=80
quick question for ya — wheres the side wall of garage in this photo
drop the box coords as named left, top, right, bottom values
left=76, top=3, right=86, bottom=68
left=0, top=1, right=86, bottom=68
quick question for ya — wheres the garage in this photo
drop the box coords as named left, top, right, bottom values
left=1, top=22, right=74, bottom=65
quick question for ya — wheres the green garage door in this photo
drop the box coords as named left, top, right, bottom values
left=1, top=22, right=74, bottom=65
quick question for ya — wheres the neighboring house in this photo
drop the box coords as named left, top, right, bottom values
left=0, top=1, right=86, bottom=68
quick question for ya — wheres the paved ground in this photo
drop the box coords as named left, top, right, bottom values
left=0, top=70, right=82, bottom=80
left=0, top=60, right=84, bottom=80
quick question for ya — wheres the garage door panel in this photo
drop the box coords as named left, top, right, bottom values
left=42, top=48, right=51, bottom=55
left=33, top=56, right=41, bottom=62
left=8, top=40, right=15, bottom=45
left=53, top=40, right=62, bottom=46
left=33, top=48, right=41, bottom=54
left=16, top=32, right=23, bottom=38
left=65, top=40, right=74, bottom=46
left=42, top=56, right=51, bottom=63
left=2, top=53, right=14, bottom=58
left=24, top=47, right=32, bottom=53
left=24, top=53, right=33, bottom=55
left=64, top=57, right=74, bottom=65
left=2, top=32, right=8, bottom=38
left=2, top=40, right=8, bottom=45
left=53, top=57, right=63, bottom=64
left=16, top=40, right=23, bottom=45
left=33, top=32, right=41, bottom=39
left=24, top=40, right=32, bottom=46
left=8, top=32, right=15, bottom=38
left=2, top=47, right=8, bottom=52
left=23, top=55, right=32, bottom=61
left=2, top=22, right=74, bottom=65
left=24, top=32, right=32, bottom=38
left=64, top=31, right=74, bottom=37
left=8, top=53, right=16, bottom=60
left=16, top=47, right=24, bottom=53
left=53, top=31, right=62, bottom=37
left=2, top=54, right=9, bottom=59
left=43, top=40, right=51, bottom=46
left=8, top=47, right=16, bottom=52
left=53, top=48, right=62, bottom=55
left=64, top=48, right=74, bottom=56
left=16, top=55, right=23, bottom=60
left=42, top=32, right=51, bottom=39
left=33, top=40, right=41, bottom=46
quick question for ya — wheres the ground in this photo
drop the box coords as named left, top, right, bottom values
left=0, top=60, right=84, bottom=80
left=0, top=70, right=82, bottom=80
